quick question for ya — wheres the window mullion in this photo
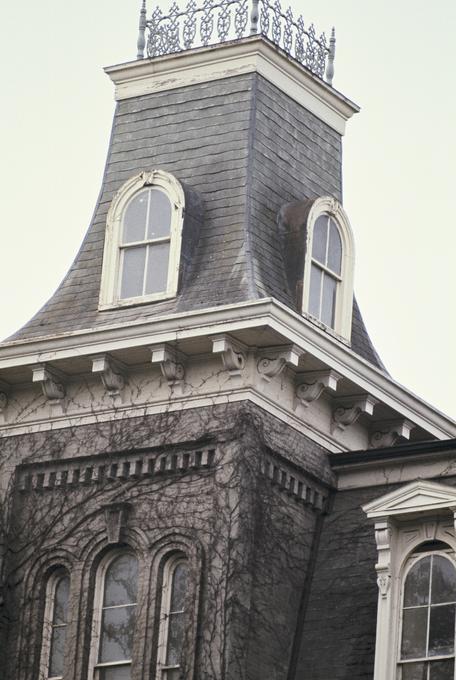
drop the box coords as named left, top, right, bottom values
left=426, top=555, right=433, bottom=659
left=318, top=269, right=324, bottom=321
left=324, top=216, right=330, bottom=267
left=142, top=245, right=150, bottom=296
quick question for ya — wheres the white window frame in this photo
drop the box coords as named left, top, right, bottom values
left=156, top=553, right=189, bottom=679
left=39, top=568, right=71, bottom=680
left=302, top=196, right=355, bottom=339
left=363, top=480, right=456, bottom=680
left=88, top=549, right=139, bottom=680
left=398, top=548, right=456, bottom=678
left=99, top=170, right=185, bottom=310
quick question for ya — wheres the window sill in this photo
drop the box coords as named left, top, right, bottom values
left=98, top=291, right=176, bottom=311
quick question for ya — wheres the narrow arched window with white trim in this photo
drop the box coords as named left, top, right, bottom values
left=90, top=551, right=138, bottom=680
left=157, top=556, right=190, bottom=680
left=99, top=171, right=185, bottom=310
left=399, top=543, right=456, bottom=679
left=40, top=570, right=70, bottom=680
left=302, top=196, right=355, bottom=339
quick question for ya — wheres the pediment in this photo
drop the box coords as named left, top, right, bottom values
left=363, top=480, right=456, bottom=519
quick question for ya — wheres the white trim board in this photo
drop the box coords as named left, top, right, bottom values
left=0, top=299, right=455, bottom=440
left=105, top=36, right=359, bottom=135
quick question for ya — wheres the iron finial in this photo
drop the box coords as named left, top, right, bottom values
left=137, top=0, right=147, bottom=59
left=325, top=26, right=336, bottom=86
left=250, top=0, right=259, bottom=35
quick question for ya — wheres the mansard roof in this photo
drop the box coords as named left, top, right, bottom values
left=4, top=40, right=383, bottom=371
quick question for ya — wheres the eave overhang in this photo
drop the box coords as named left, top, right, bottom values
left=105, top=35, right=359, bottom=135
left=0, top=298, right=454, bottom=443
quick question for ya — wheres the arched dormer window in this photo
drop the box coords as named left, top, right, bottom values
left=399, top=543, right=456, bottom=679
left=89, top=550, right=139, bottom=680
left=99, top=170, right=185, bottom=309
left=302, top=196, right=355, bottom=339
left=157, top=554, right=190, bottom=680
left=40, top=569, right=71, bottom=680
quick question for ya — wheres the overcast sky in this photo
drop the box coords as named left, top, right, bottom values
left=1, top=1, right=455, bottom=420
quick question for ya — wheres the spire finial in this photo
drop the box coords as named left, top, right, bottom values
left=137, top=0, right=147, bottom=59
left=325, top=27, right=336, bottom=86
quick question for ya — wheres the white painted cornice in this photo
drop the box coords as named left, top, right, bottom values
left=0, top=298, right=455, bottom=440
left=363, top=480, right=456, bottom=519
left=104, top=36, right=359, bottom=135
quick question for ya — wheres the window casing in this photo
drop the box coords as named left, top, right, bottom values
left=89, top=551, right=139, bottom=680
left=40, top=569, right=71, bottom=680
left=157, top=555, right=190, bottom=680
left=302, top=196, right=355, bottom=339
left=99, top=170, right=185, bottom=310
left=363, top=480, right=456, bottom=680
left=399, top=546, right=456, bottom=679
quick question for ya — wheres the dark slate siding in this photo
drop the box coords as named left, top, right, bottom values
left=296, top=486, right=380, bottom=680
left=8, top=70, right=384, bottom=371
left=248, top=75, right=342, bottom=306
left=9, top=76, right=257, bottom=339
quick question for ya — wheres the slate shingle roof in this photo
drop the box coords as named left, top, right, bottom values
left=7, top=72, right=385, bottom=371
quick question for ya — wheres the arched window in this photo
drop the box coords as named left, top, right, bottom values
left=40, top=569, right=71, bottom=680
left=302, top=196, right=355, bottom=339
left=399, top=544, right=456, bottom=679
left=90, top=551, right=139, bottom=680
left=157, top=555, right=190, bottom=680
left=99, top=170, right=185, bottom=309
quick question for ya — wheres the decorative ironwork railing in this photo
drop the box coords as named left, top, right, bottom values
left=136, top=0, right=336, bottom=85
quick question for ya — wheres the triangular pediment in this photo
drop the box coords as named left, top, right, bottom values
left=363, top=480, right=456, bottom=519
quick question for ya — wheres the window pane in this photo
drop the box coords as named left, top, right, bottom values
left=404, top=557, right=431, bottom=607
left=401, top=607, right=428, bottom=659
left=49, top=626, right=67, bottom=678
left=166, top=612, right=185, bottom=666
left=308, top=265, right=322, bottom=318
left=53, top=576, right=70, bottom=626
left=99, top=666, right=131, bottom=680
left=428, top=604, right=455, bottom=656
left=321, top=274, right=337, bottom=328
left=401, top=662, right=427, bottom=680
left=99, top=605, right=136, bottom=662
left=147, top=188, right=172, bottom=239
left=145, top=243, right=170, bottom=295
left=431, top=557, right=456, bottom=605
left=312, top=215, right=328, bottom=264
left=104, top=554, right=138, bottom=607
left=327, top=219, right=342, bottom=275
left=123, top=190, right=148, bottom=243
left=120, top=247, right=146, bottom=299
left=170, top=563, right=189, bottom=613
left=430, top=659, right=455, bottom=680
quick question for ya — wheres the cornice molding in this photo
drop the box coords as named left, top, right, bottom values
left=105, top=36, right=359, bottom=135
left=363, top=479, right=456, bottom=520
left=0, top=299, right=455, bottom=441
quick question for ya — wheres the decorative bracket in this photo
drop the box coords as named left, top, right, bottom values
left=257, top=344, right=305, bottom=382
left=0, top=379, right=10, bottom=424
left=332, top=393, right=377, bottom=432
left=32, top=364, right=66, bottom=414
left=295, top=369, right=342, bottom=407
left=211, top=334, right=246, bottom=377
left=370, top=419, right=415, bottom=449
left=103, top=502, right=131, bottom=544
left=374, top=520, right=392, bottom=600
left=92, top=354, right=126, bottom=395
left=150, top=344, right=186, bottom=385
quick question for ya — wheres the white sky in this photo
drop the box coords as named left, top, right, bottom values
left=0, top=1, right=455, bottom=420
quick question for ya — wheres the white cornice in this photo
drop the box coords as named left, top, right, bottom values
left=0, top=299, right=455, bottom=441
left=104, top=36, right=359, bottom=135
left=363, top=480, right=456, bottom=519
